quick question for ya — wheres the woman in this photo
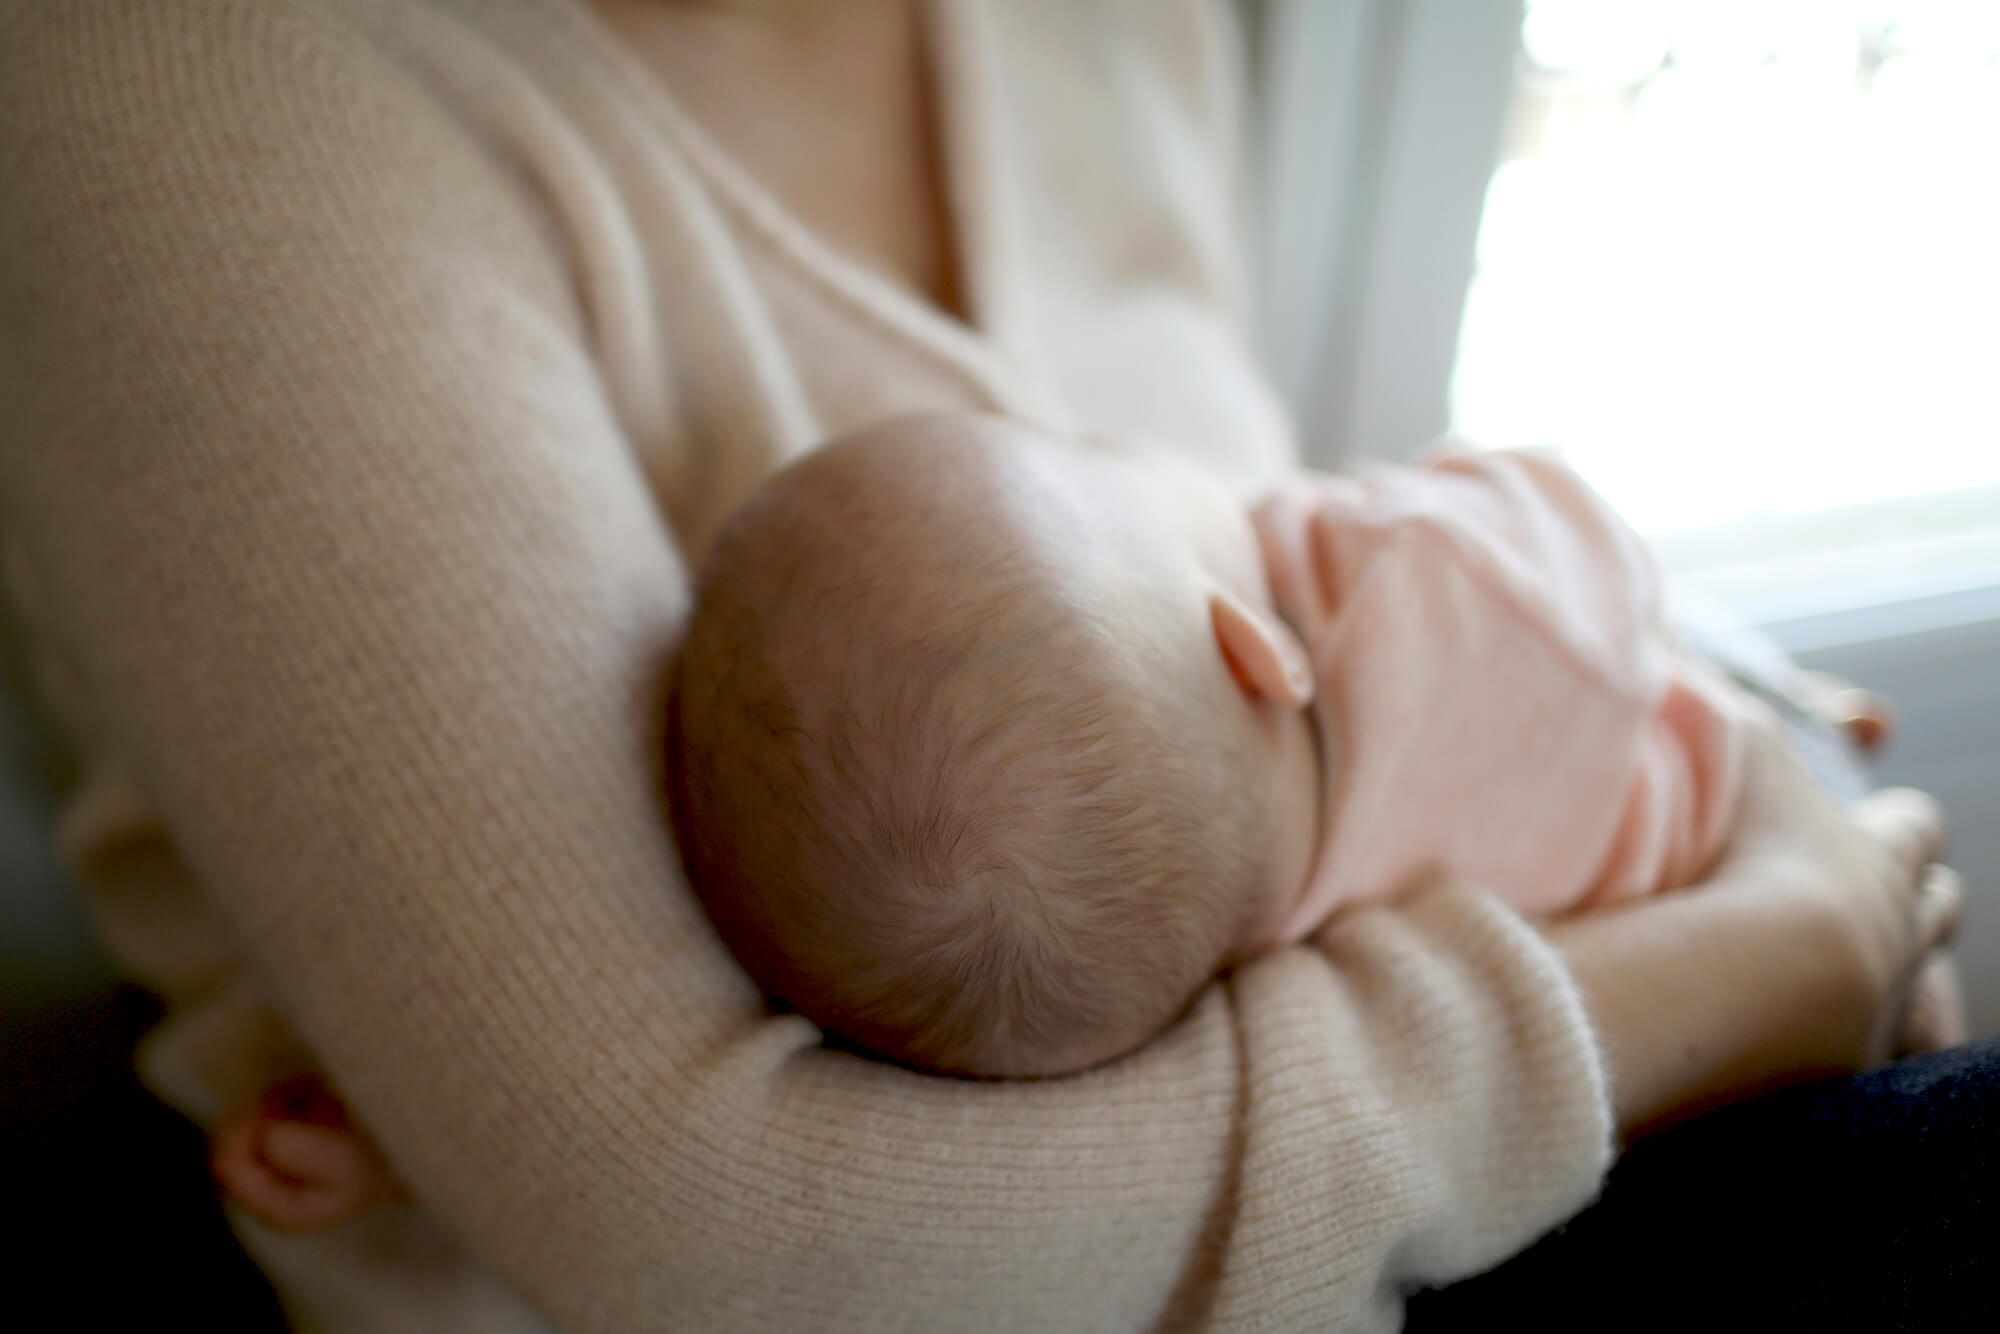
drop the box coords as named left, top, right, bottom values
left=0, top=2, right=1969, bottom=1329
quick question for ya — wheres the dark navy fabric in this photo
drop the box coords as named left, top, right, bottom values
left=1403, top=1035, right=2000, bottom=1332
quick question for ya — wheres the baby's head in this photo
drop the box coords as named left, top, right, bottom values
left=668, top=416, right=1319, bottom=1077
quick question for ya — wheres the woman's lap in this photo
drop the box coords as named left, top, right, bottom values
left=1404, top=1034, right=2000, bottom=1331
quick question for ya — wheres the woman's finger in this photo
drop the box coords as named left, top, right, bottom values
left=1852, top=786, right=1948, bottom=872
left=1914, top=864, right=1965, bottom=952
left=1890, top=951, right=1970, bottom=1057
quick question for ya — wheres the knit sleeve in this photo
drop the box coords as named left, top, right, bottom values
left=0, top=6, right=1611, bottom=1331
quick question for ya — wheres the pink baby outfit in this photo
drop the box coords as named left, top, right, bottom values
left=1255, top=446, right=1747, bottom=943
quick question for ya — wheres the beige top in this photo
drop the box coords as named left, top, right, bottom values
left=0, top=2, right=1612, bottom=1330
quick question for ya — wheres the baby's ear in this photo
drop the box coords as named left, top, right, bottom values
left=1209, top=589, right=1313, bottom=708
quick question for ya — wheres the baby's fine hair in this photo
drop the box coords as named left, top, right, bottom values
left=668, top=422, right=1272, bottom=1077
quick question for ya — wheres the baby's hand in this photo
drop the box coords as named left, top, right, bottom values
left=211, top=1071, right=403, bottom=1232
left=1798, top=670, right=1895, bottom=758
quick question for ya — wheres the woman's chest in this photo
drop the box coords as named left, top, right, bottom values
left=582, top=0, right=963, bottom=321
left=490, top=0, right=1297, bottom=556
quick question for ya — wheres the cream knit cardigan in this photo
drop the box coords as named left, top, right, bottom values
left=0, top=2, right=1611, bottom=1330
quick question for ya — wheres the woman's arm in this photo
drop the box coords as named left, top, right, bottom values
left=1552, top=710, right=1961, bottom=1141
left=0, top=7, right=1613, bottom=1330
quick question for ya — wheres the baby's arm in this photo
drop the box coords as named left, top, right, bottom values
left=1254, top=449, right=1747, bottom=914
left=211, top=1072, right=401, bottom=1233
left=1395, top=448, right=1749, bottom=902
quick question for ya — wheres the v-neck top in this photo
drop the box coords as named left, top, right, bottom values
left=419, top=0, right=1300, bottom=564
left=0, top=2, right=1613, bottom=1330
left=564, top=0, right=1002, bottom=357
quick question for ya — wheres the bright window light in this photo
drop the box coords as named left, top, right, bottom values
left=1452, top=0, right=2000, bottom=619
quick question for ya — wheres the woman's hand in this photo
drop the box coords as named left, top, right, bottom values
left=1550, top=704, right=1963, bottom=1141
left=1724, top=705, right=1962, bottom=1063
left=1787, top=668, right=1967, bottom=1055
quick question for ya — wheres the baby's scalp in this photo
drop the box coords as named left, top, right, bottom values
left=667, top=416, right=1275, bottom=1076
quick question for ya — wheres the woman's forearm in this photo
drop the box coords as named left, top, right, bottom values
left=1550, top=715, right=1953, bottom=1144
left=1550, top=886, right=1868, bottom=1142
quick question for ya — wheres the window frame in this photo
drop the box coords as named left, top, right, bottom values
left=1243, top=0, right=2000, bottom=1034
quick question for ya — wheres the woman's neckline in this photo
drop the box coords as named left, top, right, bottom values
left=551, top=0, right=1013, bottom=366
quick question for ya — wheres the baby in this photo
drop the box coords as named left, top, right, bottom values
left=208, top=413, right=1914, bottom=1228
left=663, top=414, right=1751, bottom=1078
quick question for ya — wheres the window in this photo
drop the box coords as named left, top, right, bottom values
left=1450, top=0, right=2000, bottom=626
left=1249, top=0, right=2000, bottom=1035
